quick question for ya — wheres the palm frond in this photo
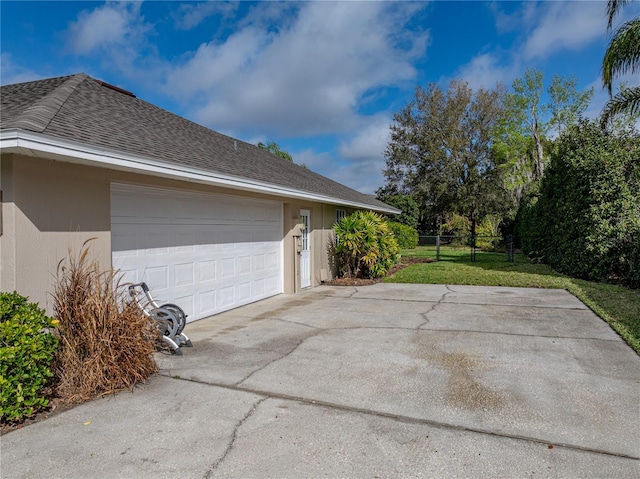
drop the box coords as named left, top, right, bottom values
left=600, top=86, right=640, bottom=127
left=607, top=0, right=634, bottom=30
left=602, top=18, right=640, bottom=93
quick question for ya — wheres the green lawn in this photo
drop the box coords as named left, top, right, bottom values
left=386, top=246, right=640, bottom=355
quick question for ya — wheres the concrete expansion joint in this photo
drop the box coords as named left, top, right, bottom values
left=333, top=325, right=420, bottom=332
left=229, top=382, right=640, bottom=462
left=443, top=300, right=588, bottom=311
left=203, top=397, right=267, bottom=478
left=422, top=328, right=627, bottom=342
left=158, top=376, right=640, bottom=463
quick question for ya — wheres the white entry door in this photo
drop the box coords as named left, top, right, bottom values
left=111, top=183, right=283, bottom=322
left=300, top=209, right=311, bottom=288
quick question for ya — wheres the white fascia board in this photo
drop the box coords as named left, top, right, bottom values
left=0, top=130, right=400, bottom=214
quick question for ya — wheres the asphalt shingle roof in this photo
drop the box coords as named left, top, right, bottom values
left=1, top=73, right=394, bottom=212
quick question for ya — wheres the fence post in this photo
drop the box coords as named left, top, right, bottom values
left=436, top=235, right=440, bottom=261
left=471, top=235, right=476, bottom=262
left=508, top=234, right=514, bottom=263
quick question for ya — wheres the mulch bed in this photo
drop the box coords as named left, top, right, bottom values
left=326, top=256, right=435, bottom=286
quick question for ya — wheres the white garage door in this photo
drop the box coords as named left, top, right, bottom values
left=111, top=183, right=283, bottom=322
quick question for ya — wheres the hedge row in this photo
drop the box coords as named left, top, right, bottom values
left=516, top=121, right=640, bottom=288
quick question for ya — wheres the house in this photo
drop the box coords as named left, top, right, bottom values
left=0, top=73, right=398, bottom=321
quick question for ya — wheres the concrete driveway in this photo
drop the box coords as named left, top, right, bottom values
left=2, top=284, right=639, bottom=478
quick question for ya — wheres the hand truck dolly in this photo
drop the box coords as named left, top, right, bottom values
left=128, top=282, right=192, bottom=355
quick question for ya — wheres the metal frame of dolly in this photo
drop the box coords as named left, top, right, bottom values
left=128, top=282, right=192, bottom=355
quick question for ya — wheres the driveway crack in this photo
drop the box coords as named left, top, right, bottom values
left=203, top=397, right=267, bottom=478
left=234, top=330, right=322, bottom=387
left=274, top=317, right=324, bottom=330
left=417, top=285, right=454, bottom=329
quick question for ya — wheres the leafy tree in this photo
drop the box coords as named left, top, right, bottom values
left=495, top=69, right=593, bottom=202
left=547, top=74, right=594, bottom=135
left=383, top=80, right=508, bottom=236
left=257, top=140, right=293, bottom=162
left=601, top=0, right=640, bottom=127
left=510, top=68, right=546, bottom=180
left=375, top=192, right=419, bottom=229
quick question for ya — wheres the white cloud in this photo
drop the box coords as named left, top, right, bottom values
left=294, top=147, right=385, bottom=195
left=174, top=1, right=239, bottom=30
left=338, top=116, right=391, bottom=161
left=455, top=53, right=519, bottom=90
left=523, top=2, right=606, bottom=60
left=456, top=2, right=613, bottom=94
left=65, top=1, right=149, bottom=55
left=165, top=1, right=429, bottom=137
left=0, top=53, right=43, bottom=85
left=284, top=116, right=393, bottom=194
left=489, top=1, right=538, bottom=34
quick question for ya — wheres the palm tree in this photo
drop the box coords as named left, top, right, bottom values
left=601, top=0, right=640, bottom=127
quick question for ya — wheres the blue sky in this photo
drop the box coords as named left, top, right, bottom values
left=2, top=1, right=637, bottom=193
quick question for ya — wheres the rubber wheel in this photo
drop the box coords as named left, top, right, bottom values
left=160, top=304, right=187, bottom=335
left=153, top=308, right=179, bottom=338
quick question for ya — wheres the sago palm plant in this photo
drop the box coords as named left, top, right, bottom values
left=334, top=211, right=399, bottom=279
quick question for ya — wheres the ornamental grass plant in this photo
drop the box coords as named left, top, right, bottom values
left=52, top=240, right=158, bottom=404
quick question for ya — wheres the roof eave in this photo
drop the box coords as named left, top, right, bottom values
left=0, top=129, right=400, bottom=215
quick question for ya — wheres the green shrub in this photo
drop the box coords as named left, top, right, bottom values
left=515, top=120, right=640, bottom=288
left=442, top=213, right=471, bottom=237
left=476, top=215, right=503, bottom=251
left=334, top=211, right=400, bottom=278
left=378, top=194, right=420, bottom=229
left=0, top=292, right=58, bottom=423
left=388, top=221, right=419, bottom=249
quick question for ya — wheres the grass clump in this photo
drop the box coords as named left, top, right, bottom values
left=52, top=241, right=158, bottom=404
left=388, top=246, right=640, bottom=355
left=0, top=292, right=58, bottom=423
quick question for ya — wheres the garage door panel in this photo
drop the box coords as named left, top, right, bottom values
left=199, top=260, right=217, bottom=282
left=174, top=263, right=195, bottom=287
left=253, top=278, right=265, bottom=296
left=111, top=184, right=282, bottom=321
left=253, top=254, right=266, bottom=272
left=145, top=265, right=169, bottom=290
left=237, top=282, right=251, bottom=302
left=118, top=268, right=139, bottom=285
left=219, top=286, right=235, bottom=308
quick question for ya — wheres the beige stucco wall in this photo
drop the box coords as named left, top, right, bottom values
left=0, top=154, right=111, bottom=311
left=1, top=153, right=352, bottom=313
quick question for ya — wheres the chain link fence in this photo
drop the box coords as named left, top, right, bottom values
left=406, top=235, right=519, bottom=262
